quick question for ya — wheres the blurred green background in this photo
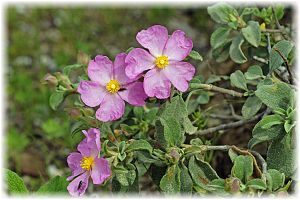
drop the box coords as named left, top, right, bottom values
left=6, top=5, right=214, bottom=191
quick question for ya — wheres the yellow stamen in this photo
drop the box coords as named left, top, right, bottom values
left=155, top=55, right=169, bottom=69
left=106, top=79, right=120, bottom=93
left=80, top=156, right=94, bottom=170
left=260, top=23, right=266, bottom=31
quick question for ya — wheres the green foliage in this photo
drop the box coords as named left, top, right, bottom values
left=160, top=165, right=181, bottom=193
left=255, top=82, right=294, bottom=111
left=207, top=3, right=238, bottom=24
left=230, top=70, right=248, bottom=91
left=231, top=155, right=253, bottom=183
left=5, top=169, right=29, bottom=194
left=266, top=169, right=285, bottom=191
left=229, top=35, right=247, bottom=64
left=242, top=96, right=262, bottom=119
left=267, top=134, right=294, bottom=178
left=49, top=91, right=65, bottom=110
left=37, top=176, right=69, bottom=194
left=244, top=65, right=264, bottom=80
left=126, top=139, right=153, bottom=153
left=241, top=21, right=261, bottom=47
left=269, top=40, right=294, bottom=72
left=188, top=50, right=203, bottom=61
left=210, top=27, right=231, bottom=49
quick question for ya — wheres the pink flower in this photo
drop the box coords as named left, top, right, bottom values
left=78, top=53, right=148, bottom=122
left=67, top=128, right=111, bottom=197
left=125, top=25, right=196, bottom=99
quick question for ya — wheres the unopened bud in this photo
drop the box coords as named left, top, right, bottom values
left=77, top=51, right=90, bottom=65
left=41, top=73, right=58, bottom=86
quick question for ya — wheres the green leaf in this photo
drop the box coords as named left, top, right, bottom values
left=207, top=2, right=239, bottom=24
left=133, top=107, right=144, bottom=120
left=229, top=35, right=247, bottom=64
left=260, top=115, right=283, bottom=129
left=5, top=169, right=28, bottom=194
left=267, top=134, right=294, bottom=178
left=49, top=91, right=65, bottom=110
left=269, top=40, right=294, bottom=72
left=244, top=65, right=264, bottom=80
left=210, top=27, right=231, bottom=49
left=249, top=116, right=285, bottom=148
left=188, top=156, right=219, bottom=187
left=37, top=176, right=68, bottom=194
left=266, top=169, right=285, bottom=191
left=160, top=165, right=181, bottom=193
left=188, top=50, right=203, bottom=61
left=255, top=82, right=294, bottom=111
left=196, top=92, right=210, bottom=104
left=63, top=64, right=84, bottom=76
left=231, top=155, right=253, bottom=183
left=161, top=95, right=196, bottom=135
left=126, top=139, right=153, bottom=153
left=246, top=179, right=267, bottom=190
left=275, top=4, right=284, bottom=20
left=160, top=117, right=184, bottom=147
left=242, top=96, right=262, bottom=119
left=230, top=70, right=248, bottom=91
left=212, top=41, right=231, bottom=63
left=180, top=164, right=193, bottom=193
left=241, top=21, right=261, bottom=47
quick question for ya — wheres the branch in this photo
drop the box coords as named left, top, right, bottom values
left=190, top=83, right=244, bottom=97
left=197, top=145, right=267, bottom=175
left=273, top=47, right=294, bottom=85
left=261, top=28, right=283, bottom=33
left=193, top=110, right=269, bottom=136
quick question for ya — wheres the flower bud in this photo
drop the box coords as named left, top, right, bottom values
left=41, top=73, right=58, bottom=87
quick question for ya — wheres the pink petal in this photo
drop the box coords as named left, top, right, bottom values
left=88, top=55, right=113, bottom=86
left=67, top=152, right=84, bottom=181
left=144, top=68, right=171, bottom=99
left=163, top=61, right=195, bottom=92
left=113, top=52, right=137, bottom=85
left=82, top=128, right=101, bottom=153
left=118, top=82, right=148, bottom=106
left=77, top=80, right=107, bottom=107
left=136, top=25, right=169, bottom=57
left=77, top=139, right=91, bottom=157
left=91, top=157, right=111, bottom=184
left=67, top=171, right=89, bottom=197
left=163, top=30, right=193, bottom=61
left=95, top=94, right=125, bottom=122
left=125, top=48, right=155, bottom=79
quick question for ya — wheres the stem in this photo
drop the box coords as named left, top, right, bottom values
left=190, top=83, right=244, bottom=97
left=193, top=110, right=269, bottom=136
left=188, top=144, right=267, bottom=174
left=261, top=28, right=282, bottom=33
left=273, top=47, right=294, bottom=85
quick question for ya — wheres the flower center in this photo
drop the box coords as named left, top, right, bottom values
left=80, top=156, right=94, bottom=171
left=155, top=55, right=169, bottom=69
left=106, top=79, right=120, bottom=93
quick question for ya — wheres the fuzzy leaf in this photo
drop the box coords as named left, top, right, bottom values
left=246, top=179, right=267, bottom=190
left=207, top=2, right=239, bottom=24
left=255, top=82, right=294, bottom=111
left=230, top=70, right=248, bottom=91
left=37, top=176, right=68, bottom=194
left=241, top=21, right=261, bottom=47
left=231, top=155, right=253, bottom=183
left=229, top=35, right=247, bottom=64
left=244, top=65, right=264, bottom=80
left=269, top=40, right=294, bottom=72
left=5, top=169, right=28, bottom=194
left=49, top=91, right=65, bottom=110
left=188, top=50, right=203, bottom=61
left=242, top=96, right=262, bottom=119
left=126, top=139, right=153, bottom=153
left=160, top=165, right=181, bottom=193
left=210, top=27, right=231, bottom=49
